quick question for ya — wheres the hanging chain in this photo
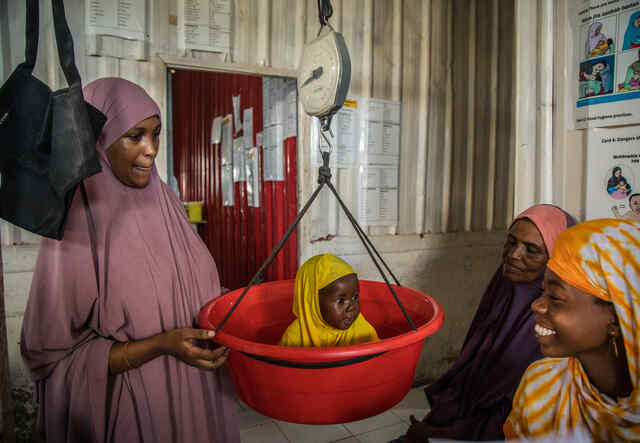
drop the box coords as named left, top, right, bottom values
left=317, top=0, right=333, bottom=29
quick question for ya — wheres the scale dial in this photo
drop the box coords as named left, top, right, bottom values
left=298, top=27, right=351, bottom=118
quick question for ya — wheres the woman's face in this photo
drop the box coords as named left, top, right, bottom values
left=531, top=269, right=616, bottom=359
left=634, top=16, right=640, bottom=28
left=593, top=62, right=605, bottom=74
left=106, top=116, right=161, bottom=188
left=594, top=26, right=601, bottom=36
left=615, top=169, right=622, bottom=177
left=319, top=274, right=360, bottom=330
left=502, top=219, right=549, bottom=283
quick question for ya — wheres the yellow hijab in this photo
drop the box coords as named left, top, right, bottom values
left=279, top=254, right=379, bottom=347
left=505, top=219, right=640, bottom=441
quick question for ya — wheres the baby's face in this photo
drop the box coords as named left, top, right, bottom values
left=631, top=196, right=640, bottom=214
left=319, top=274, right=360, bottom=330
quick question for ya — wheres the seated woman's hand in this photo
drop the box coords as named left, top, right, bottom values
left=405, top=415, right=430, bottom=443
left=160, top=328, right=230, bottom=370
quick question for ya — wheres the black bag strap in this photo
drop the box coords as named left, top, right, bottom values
left=80, top=182, right=100, bottom=294
left=24, top=0, right=39, bottom=70
left=22, top=0, right=82, bottom=86
left=51, top=0, right=82, bottom=87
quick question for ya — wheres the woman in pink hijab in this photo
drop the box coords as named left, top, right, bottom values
left=20, top=78, right=239, bottom=443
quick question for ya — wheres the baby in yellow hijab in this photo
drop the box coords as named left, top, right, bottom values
left=279, top=254, right=379, bottom=347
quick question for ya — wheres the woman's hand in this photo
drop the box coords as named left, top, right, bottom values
left=404, top=415, right=430, bottom=443
left=159, top=328, right=230, bottom=371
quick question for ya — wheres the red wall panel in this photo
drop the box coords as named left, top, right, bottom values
left=172, top=70, right=297, bottom=290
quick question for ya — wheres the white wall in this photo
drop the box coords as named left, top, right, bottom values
left=1, top=0, right=513, bottom=394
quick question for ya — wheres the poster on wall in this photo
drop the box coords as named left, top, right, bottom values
left=586, top=126, right=640, bottom=220
left=364, top=98, right=401, bottom=165
left=572, top=0, right=640, bottom=128
left=308, top=96, right=401, bottom=227
left=358, top=98, right=401, bottom=226
left=85, top=0, right=147, bottom=41
left=177, top=0, right=232, bottom=53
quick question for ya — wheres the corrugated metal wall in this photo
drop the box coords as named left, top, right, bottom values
left=1, top=0, right=517, bottom=248
left=395, top=0, right=516, bottom=236
left=172, top=70, right=297, bottom=290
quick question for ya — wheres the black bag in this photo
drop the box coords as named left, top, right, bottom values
left=0, top=0, right=106, bottom=240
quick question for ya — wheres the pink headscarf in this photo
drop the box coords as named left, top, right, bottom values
left=21, top=78, right=239, bottom=443
left=511, top=204, right=576, bottom=256
left=83, top=78, right=161, bottom=155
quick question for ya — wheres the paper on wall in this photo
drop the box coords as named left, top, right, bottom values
left=243, top=108, right=254, bottom=147
left=285, top=79, right=298, bottom=139
left=263, top=77, right=285, bottom=127
left=359, top=164, right=399, bottom=226
left=358, top=98, right=401, bottom=226
left=336, top=99, right=359, bottom=168
left=364, top=99, right=400, bottom=165
left=232, top=95, right=242, bottom=134
left=246, top=147, right=260, bottom=207
left=86, top=0, right=147, bottom=41
left=586, top=126, right=640, bottom=220
left=233, top=138, right=246, bottom=182
left=221, top=114, right=233, bottom=165
left=263, top=124, right=284, bottom=181
left=262, top=77, right=273, bottom=127
left=211, top=116, right=222, bottom=144
left=178, top=0, right=231, bottom=53
left=221, top=165, right=234, bottom=206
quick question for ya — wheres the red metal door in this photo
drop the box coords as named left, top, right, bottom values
left=172, top=70, right=297, bottom=290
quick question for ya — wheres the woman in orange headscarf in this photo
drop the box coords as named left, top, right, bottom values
left=505, top=219, right=640, bottom=441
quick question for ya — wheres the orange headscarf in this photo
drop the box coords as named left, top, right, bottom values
left=505, top=219, right=640, bottom=441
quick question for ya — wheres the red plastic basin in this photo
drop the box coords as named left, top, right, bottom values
left=199, top=279, right=444, bottom=424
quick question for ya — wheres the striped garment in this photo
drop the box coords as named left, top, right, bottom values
left=504, top=219, right=640, bottom=441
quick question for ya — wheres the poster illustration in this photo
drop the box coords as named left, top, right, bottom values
left=586, top=126, right=640, bottom=221
left=573, top=0, right=640, bottom=128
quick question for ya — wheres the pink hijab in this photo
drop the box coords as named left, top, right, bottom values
left=21, top=78, right=239, bottom=443
left=510, top=204, right=574, bottom=256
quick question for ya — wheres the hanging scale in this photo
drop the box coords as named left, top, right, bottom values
left=297, top=0, right=351, bottom=154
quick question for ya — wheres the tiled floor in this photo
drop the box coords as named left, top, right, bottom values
left=238, top=385, right=429, bottom=443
